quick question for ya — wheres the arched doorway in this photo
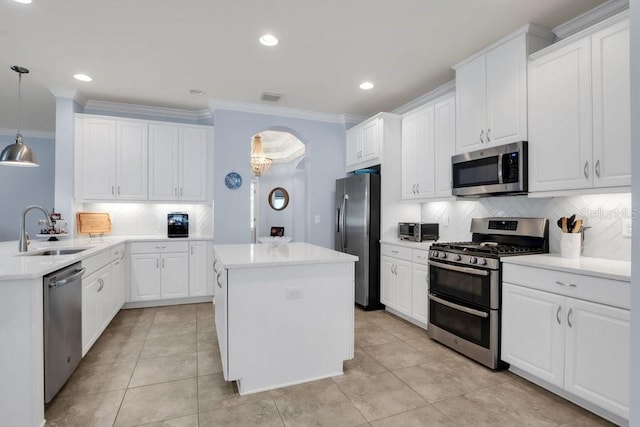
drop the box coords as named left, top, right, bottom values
left=250, top=130, right=307, bottom=243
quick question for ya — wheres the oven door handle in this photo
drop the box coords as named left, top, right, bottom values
left=429, top=293, right=489, bottom=318
left=428, top=260, right=489, bottom=277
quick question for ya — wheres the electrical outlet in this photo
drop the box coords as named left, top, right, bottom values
left=622, top=218, right=632, bottom=238
left=442, top=215, right=449, bottom=227
left=314, top=215, right=321, bottom=224
left=286, top=287, right=304, bottom=300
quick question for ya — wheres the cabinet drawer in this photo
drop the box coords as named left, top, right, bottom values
left=129, top=241, right=189, bottom=254
left=503, top=263, right=630, bottom=309
left=82, top=250, right=111, bottom=276
left=412, top=249, right=430, bottom=265
left=380, top=244, right=412, bottom=261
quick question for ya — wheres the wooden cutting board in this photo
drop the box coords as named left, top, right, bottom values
left=76, top=212, right=111, bottom=235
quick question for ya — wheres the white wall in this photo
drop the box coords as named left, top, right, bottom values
left=421, top=193, right=632, bottom=261
left=628, top=0, right=639, bottom=423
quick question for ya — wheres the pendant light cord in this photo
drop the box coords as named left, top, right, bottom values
left=17, top=71, right=22, bottom=134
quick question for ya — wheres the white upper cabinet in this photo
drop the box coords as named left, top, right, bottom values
left=529, top=14, right=630, bottom=193
left=401, top=93, right=454, bottom=201
left=345, top=113, right=400, bottom=172
left=80, top=118, right=148, bottom=201
left=454, top=25, right=553, bottom=154
left=149, top=124, right=209, bottom=201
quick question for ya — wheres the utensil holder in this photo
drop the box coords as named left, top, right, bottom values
left=560, top=233, right=582, bottom=258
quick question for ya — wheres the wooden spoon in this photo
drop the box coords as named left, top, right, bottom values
left=572, top=219, right=583, bottom=233
left=561, top=217, right=568, bottom=233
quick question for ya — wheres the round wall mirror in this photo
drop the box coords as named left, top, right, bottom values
left=268, top=187, right=290, bottom=211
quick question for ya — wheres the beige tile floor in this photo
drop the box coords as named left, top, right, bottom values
left=45, top=303, right=615, bottom=427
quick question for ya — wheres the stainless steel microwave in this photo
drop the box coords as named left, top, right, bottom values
left=398, top=222, right=439, bottom=242
left=451, top=141, right=527, bottom=197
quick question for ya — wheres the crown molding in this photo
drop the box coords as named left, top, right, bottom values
left=341, top=114, right=368, bottom=126
left=48, top=87, right=87, bottom=106
left=0, top=128, right=55, bottom=139
left=553, top=0, right=629, bottom=40
left=208, top=98, right=352, bottom=124
left=392, top=80, right=456, bottom=115
left=84, top=100, right=212, bottom=122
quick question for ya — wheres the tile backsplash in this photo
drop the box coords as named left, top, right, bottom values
left=80, top=203, right=214, bottom=237
left=421, top=193, right=632, bottom=261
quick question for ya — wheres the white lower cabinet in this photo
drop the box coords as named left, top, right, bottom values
left=380, top=244, right=430, bottom=327
left=189, top=241, right=209, bottom=296
left=129, top=242, right=189, bottom=302
left=502, top=265, right=630, bottom=422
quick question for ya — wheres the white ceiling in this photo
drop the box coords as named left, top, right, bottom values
left=0, top=0, right=606, bottom=133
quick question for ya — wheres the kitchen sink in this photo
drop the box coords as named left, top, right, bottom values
left=21, top=248, right=90, bottom=256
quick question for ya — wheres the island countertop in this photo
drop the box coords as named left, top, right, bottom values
left=213, top=242, right=358, bottom=269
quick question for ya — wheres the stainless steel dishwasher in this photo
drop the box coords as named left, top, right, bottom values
left=43, top=262, right=85, bottom=403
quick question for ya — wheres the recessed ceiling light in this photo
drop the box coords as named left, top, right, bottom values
left=359, top=81, right=374, bottom=90
left=14, top=0, right=33, bottom=4
left=74, top=74, right=92, bottom=82
left=259, top=34, right=279, bottom=47
left=190, top=89, right=205, bottom=96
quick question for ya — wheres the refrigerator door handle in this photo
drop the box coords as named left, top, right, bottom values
left=341, top=194, right=348, bottom=250
left=336, top=207, right=341, bottom=233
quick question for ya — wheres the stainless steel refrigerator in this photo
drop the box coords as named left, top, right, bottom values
left=335, top=174, right=382, bottom=310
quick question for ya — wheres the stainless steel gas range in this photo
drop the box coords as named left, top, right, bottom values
left=427, top=217, right=549, bottom=369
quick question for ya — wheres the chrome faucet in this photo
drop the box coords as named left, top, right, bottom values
left=19, top=205, right=53, bottom=252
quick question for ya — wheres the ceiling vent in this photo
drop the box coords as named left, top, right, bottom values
left=261, top=92, right=281, bottom=102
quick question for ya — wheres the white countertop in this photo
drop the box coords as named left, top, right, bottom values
left=501, top=253, right=631, bottom=282
left=214, top=242, right=358, bottom=269
left=0, top=235, right=213, bottom=281
left=380, top=239, right=436, bottom=250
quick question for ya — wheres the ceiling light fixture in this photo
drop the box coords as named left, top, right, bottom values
left=73, top=73, right=92, bottom=82
left=359, top=81, right=374, bottom=90
left=189, top=89, right=205, bottom=96
left=250, top=134, right=272, bottom=177
left=0, top=66, right=38, bottom=167
left=13, top=0, right=33, bottom=4
left=259, top=34, right=279, bottom=47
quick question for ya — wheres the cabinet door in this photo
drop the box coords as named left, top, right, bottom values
left=415, top=106, right=435, bottom=198
left=401, top=113, right=419, bottom=200
left=434, top=96, right=455, bottom=197
left=189, top=241, right=208, bottom=296
left=395, top=259, right=412, bottom=316
left=411, top=263, right=429, bottom=325
left=592, top=19, right=631, bottom=188
left=130, top=253, right=161, bottom=301
left=345, top=127, right=361, bottom=172
left=564, top=298, right=629, bottom=419
left=528, top=38, right=593, bottom=192
left=81, top=272, right=100, bottom=356
left=179, top=127, right=208, bottom=201
left=380, top=256, right=395, bottom=307
left=501, top=283, right=565, bottom=388
left=116, top=121, right=148, bottom=200
left=111, top=254, right=126, bottom=317
left=149, top=124, right=179, bottom=200
left=455, top=54, right=487, bottom=154
left=97, top=268, right=113, bottom=332
left=360, top=119, right=380, bottom=162
left=161, top=252, right=189, bottom=299
left=82, top=118, right=117, bottom=200
left=486, top=34, right=527, bottom=146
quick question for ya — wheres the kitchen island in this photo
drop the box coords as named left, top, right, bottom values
left=213, top=242, right=358, bottom=395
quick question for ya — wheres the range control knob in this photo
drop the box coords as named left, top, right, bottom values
left=439, top=252, right=447, bottom=259
left=469, top=256, right=477, bottom=264
left=431, top=251, right=439, bottom=258
left=477, top=258, right=487, bottom=266
left=452, top=254, right=461, bottom=261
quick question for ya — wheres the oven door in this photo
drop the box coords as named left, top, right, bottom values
left=428, top=259, right=498, bottom=309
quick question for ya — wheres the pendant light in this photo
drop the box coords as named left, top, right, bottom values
left=0, top=66, right=38, bottom=167
left=250, top=134, right=272, bottom=177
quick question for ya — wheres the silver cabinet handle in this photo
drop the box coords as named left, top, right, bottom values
left=595, top=160, right=601, bottom=178
left=416, top=183, right=419, bottom=193
left=111, top=185, right=115, bottom=195
left=487, top=128, right=491, bottom=143
left=97, top=278, right=104, bottom=292
left=155, top=246, right=166, bottom=250
left=156, top=259, right=159, bottom=268
left=429, top=293, right=489, bottom=318
left=584, top=161, right=589, bottom=179
left=567, top=308, right=573, bottom=328
left=216, top=273, right=223, bottom=288
left=391, top=250, right=399, bottom=254
left=117, top=186, right=121, bottom=195
left=162, top=258, right=165, bottom=268
left=555, top=281, right=577, bottom=288
left=556, top=306, right=562, bottom=324
left=180, top=188, right=183, bottom=196
left=190, top=246, right=193, bottom=255
left=174, top=188, right=178, bottom=196
left=479, top=129, right=484, bottom=144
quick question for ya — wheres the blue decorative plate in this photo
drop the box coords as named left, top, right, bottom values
left=225, top=172, right=243, bottom=189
